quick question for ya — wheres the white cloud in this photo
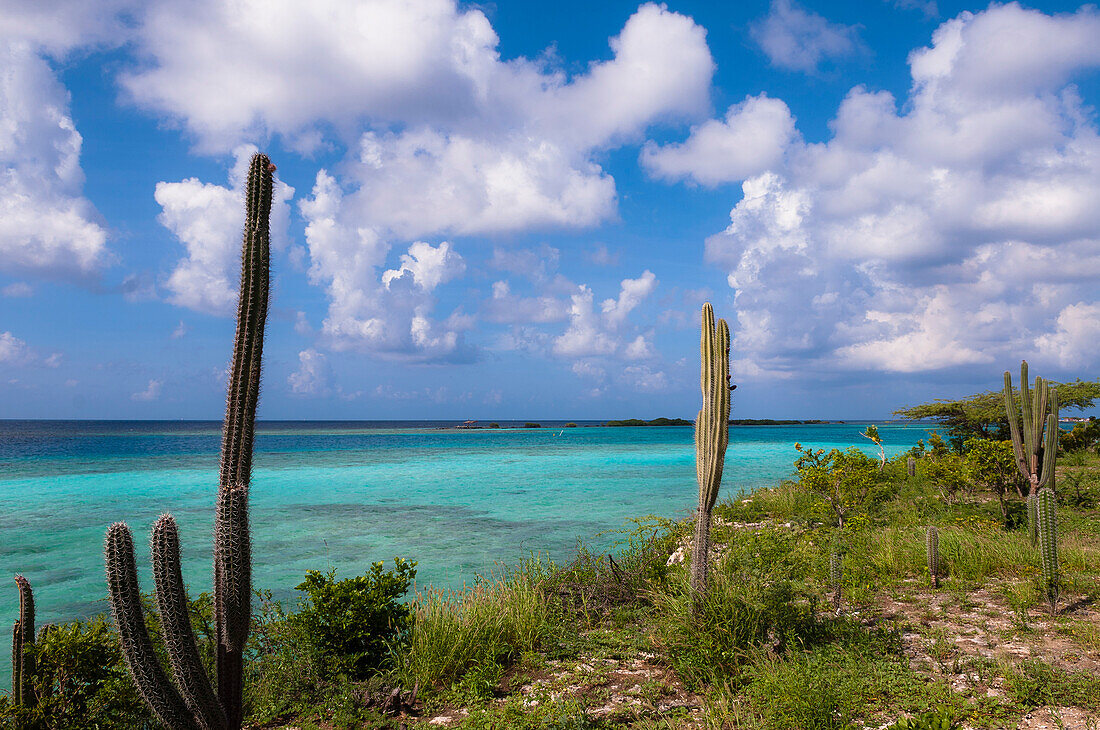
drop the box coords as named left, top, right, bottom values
left=750, top=0, right=862, bottom=73
left=641, top=95, right=799, bottom=185
left=2, top=283, right=33, bottom=298
left=554, top=271, right=658, bottom=358
left=0, top=332, right=31, bottom=364
left=157, top=146, right=294, bottom=315
left=489, top=245, right=560, bottom=282
left=131, top=379, right=162, bottom=402
left=170, top=321, right=188, bottom=339
left=129, top=2, right=712, bottom=359
left=382, top=241, right=465, bottom=292
left=484, top=281, right=570, bottom=324
left=1035, top=303, right=1100, bottom=369
left=695, top=4, right=1100, bottom=377
left=0, top=40, right=109, bottom=279
left=622, top=364, right=669, bottom=392
left=288, top=348, right=332, bottom=396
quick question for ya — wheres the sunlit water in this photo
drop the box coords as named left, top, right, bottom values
left=0, top=419, right=930, bottom=683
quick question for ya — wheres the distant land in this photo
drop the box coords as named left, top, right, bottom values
left=604, top=418, right=837, bottom=427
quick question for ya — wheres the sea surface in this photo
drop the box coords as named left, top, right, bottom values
left=0, top=419, right=930, bottom=682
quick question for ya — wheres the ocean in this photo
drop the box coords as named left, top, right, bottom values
left=0, top=419, right=929, bottom=682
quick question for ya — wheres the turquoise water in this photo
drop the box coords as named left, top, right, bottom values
left=0, top=419, right=929, bottom=682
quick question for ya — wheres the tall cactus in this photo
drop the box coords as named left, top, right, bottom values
left=926, top=526, right=940, bottom=589
left=1037, top=487, right=1059, bottom=615
left=690, top=303, right=731, bottom=596
left=907, top=456, right=916, bottom=478
left=104, top=153, right=274, bottom=730
left=1003, top=361, right=1059, bottom=497
left=11, top=575, right=35, bottom=708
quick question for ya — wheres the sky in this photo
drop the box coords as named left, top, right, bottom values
left=1, top=0, right=1099, bottom=420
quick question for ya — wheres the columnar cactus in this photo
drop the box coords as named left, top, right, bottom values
left=690, top=303, right=731, bottom=597
left=11, top=575, right=35, bottom=708
left=105, top=153, right=274, bottom=730
left=926, top=526, right=940, bottom=589
left=1003, top=361, right=1059, bottom=497
left=829, top=550, right=843, bottom=612
left=1026, top=491, right=1039, bottom=548
left=1037, top=487, right=1059, bottom=614
left=907, top=456, right=916, bottom=477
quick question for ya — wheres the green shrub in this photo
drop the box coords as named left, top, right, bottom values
left=290, top=559, right=416, bottom=680
left=0, top=615, right=154, bottom=729
left=397, top=567, right=556, bottom=691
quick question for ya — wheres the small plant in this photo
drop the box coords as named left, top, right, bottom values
left=926, top=526, right=940, bottom=589
left=829, top=549, right=843, bottom=612
left=1037, top=487, right=1059, bottom=614
left=861, top=424, right=886, bottom=470
left=886, top=708, right=958, bottom=729
left=289, top=560, right=417, bottom=679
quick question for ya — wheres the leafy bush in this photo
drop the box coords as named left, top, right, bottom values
left=0, top=615, right=153, bottom=729
left=793, top=444, right=893, bottom=527
left=290, top=559, right=416, bottom=680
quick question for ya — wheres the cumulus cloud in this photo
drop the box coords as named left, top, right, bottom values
left=131, top=379, right=162, bottom=402
left=750, top=0, right=863, bottom=73
left=0, top=332, right=31, bottom=364
left=642, top=95, right=798, bottom=185
left=553, top=271, right=658, bottom=358
left=691, top=4, right=1100, bottom=377
left=288, top=348, right=333, bottom=396
left=126, top=2, right=712, bottom=359
left=156, top=146, right=294, bottom=315
left=381, top=241, right=465, bottom=291
left=484, top=281, right=570, bottom=325
left=0, top=40, right=109, bottom=279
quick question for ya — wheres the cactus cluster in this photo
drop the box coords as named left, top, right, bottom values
left=1037, top=487, right=1059, bottom=614
left=926, top=526, right=940, bottom=589
left=104, top=153, right=274, bottom=730
left=1003, top=361, right=1059, bottom=496
left=690, top=303, right=731, bottom=597
left=11, top=575, right=35, bottom=708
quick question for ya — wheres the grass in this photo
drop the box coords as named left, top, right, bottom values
left=8, top=450, right=1100, bottom=729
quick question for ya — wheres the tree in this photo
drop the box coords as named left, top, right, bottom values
left=893, top=378, right=1100, bottom=451
left=794, top=444, right=888, bottom=528
left=965, top=438, right=1027, bottom=520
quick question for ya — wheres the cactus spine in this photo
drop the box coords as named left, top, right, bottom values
left=11, top=575, right=35, bottom=708
left=926, top=526, right=940, bottom=589
left=829, top=550, right=843, bottom=611
left=105, top=153, right=274, bottom=730
left=1026, top=491, right=1039, bottom=548
left=1003, top=361, right=1059, bottom=497
left=690, top=303, right=731, bottom=597
left=1037, top=487, right=1059, bottom=614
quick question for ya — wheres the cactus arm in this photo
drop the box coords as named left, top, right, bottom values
left=11, top=620, right=21, bottom=704
left=1020, top=362, right=1034, bottom=458
left=1003, top=372, right=1030, bottom=482
left=151, top=515, right=228, bottom=730
left=105, top=522, right=198, bottom=730
left=1037, top=488, right=1060, bottom=614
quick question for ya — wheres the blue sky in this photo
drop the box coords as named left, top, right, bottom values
left=1, top=0, right=1099, bottom=420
